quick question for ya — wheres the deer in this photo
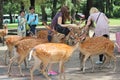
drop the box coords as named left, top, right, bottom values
left=7, top=38, right=48, bottom=76
left=28, top=42, right=80, bottom=80
left=7, top=29, right=66, bottom=76
left=4, top=35, right=22, bottom=64
left=77, top=36, right=117, bottom=72
left=4, top=29, right=51, bottom=65
left=4, top=35, right=37, bottom=65
left=7, top=21, right=87, bottom=77
left=0, top=24, right=8, bottom=46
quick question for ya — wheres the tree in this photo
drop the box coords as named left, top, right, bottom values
left=0, top=0, right=3, bottom=29
left=85, top=0, right=93, bottom=19
left=30, top=0, right=35, bottom=7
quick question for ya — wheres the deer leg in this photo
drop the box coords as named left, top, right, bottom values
left=89, top=56, right=95, bottom=72
left=24, top=58, right=28, bottom=68
left=7, top=56, right=17, bottom=76
left=18, top=65, right=24, bottom=76
left=100, top=55, right=110, bottom=68
left=108, top=53, right=117, bottom=72
left=41, top=62, right=51, bottom=80
left=4, top=49, right=8, bottom=65
left=79, top=52, right=84, bottom=71
left=82, top=55, right=90, bottom=73
left=17, top=56, right=28, bottom=76
left=59, top=61, right=65, bottom=80
left=30, top=57, right=41, bottom=80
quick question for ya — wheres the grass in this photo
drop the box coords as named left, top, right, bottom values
left=109, top=18, right=120, bottom=26
left=7, top=18, right=120, bottom=29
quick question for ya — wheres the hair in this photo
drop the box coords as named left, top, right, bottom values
left=19, top=10, right=25, bottom=14
left=29, top=6, right=35, bottom=10
left=60, top=6, right=70, bottom=23
left=89, top=7, right=99, bottom=15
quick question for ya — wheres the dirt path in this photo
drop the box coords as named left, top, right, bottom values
left=0, top=26, right=120, bottom=80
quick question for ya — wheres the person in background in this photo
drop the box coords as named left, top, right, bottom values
left=26, top=6, right=38, bottom=36
left=17, top=10, right=26, bottom=37
left=85, top=7, right=110, bottom=64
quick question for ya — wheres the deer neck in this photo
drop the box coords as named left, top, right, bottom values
left=72, top=42, right=80, bottom=54
left=4, top=27, right=8, bottom=35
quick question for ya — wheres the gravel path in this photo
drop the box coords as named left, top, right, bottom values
left=0, top=26, right=120, bottom=80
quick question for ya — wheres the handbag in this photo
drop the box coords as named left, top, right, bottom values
left=26, top=24, right=30, bottom=30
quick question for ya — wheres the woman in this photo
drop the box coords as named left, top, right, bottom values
left=47, top=6, right=73, bottom=75
left=17, top=10, right=26, bottom=37
left=48, top=6, right=71, bottom=42
left=85, top=7, right=110, bottom=64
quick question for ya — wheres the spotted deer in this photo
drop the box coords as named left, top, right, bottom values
left=78, top=36, right=116, bottom=72
left=28, top=42, right=80, bottom=80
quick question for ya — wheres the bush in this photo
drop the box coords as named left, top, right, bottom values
left=113, top=7, right=120, bottom=18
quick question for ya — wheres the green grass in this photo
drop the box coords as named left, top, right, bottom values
left=7, top=18, right=120, bottom=29
left=109, top=18, right=120, bottom=26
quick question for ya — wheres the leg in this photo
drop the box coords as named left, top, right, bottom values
left=41, top=62, right=51, bottom=80
left=99, top=54, right=104, bottom=62
left=18, top=64, right=24, bottom=76
left=89, top=56, right=94, bottom=72
left=30, top=58, right=41, bottom=80
left=101, top=55, right=110, bottom=68
left=24, top=58, right=28, bottom=68
left=7, top=56, right=17, bottom=76
left=82, top=55, right=90, bottom=73
left=108, top=53, right=117, bottom=71
left=30, top=25, right=36, bottom=35
left=79, top=52, right=84, bottom=71
left=17, top=56, right=27, bottom=76
left=59, top=61, right=65, bottom=80
left=47, top=63, right=57, bottom=76
left=4, top=50, right=8, bottom=65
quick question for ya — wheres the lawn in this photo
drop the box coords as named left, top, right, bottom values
left=109, top=18, right=120, bottom=26
left=7, top=18, right=120, bottom=29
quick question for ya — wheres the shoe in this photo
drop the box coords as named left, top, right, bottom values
left=95, top=61, right=103, bottom=64
left=48, top=71, right=58, bottom=76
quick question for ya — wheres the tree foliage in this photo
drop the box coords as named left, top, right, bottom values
left=1, top=0, right=120, bottom=26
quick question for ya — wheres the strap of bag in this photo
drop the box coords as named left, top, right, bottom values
left=27, top=14, right=36, bottom=21
left=96, top=12, right=101, bottom=23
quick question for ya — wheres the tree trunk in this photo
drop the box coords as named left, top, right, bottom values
left=30, top=0, right=35, bottom=7
left=0, top=0, right=3, bottom=29
left=51, top=0, right=58, bottom=18
left=41, top=5, right=47, bottom=24
left=85, top=0, right=93, bottom=19
left=20, top=1, right=25, bottom=10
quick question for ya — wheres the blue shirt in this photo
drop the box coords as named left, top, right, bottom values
left=26, top=13, right=38, bottom=25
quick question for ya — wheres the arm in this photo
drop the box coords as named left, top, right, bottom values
left=18, top=16, right=24, bottom=26
left=34, top=14, right=39, bottom=25
left=57, top=16, right=69, bottom=27
left=58, top=16, right=78, bottom=28
left=85, top=17, right=92, bottom=30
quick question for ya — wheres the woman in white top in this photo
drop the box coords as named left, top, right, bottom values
left=17, top=10, right=26, bottom=37
left=85, top=7, right=110, bottom=64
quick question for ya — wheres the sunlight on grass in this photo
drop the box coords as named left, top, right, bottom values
left=109, top=18, right=120, bottom=26
left=7, top=18, right=120, bottom=29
